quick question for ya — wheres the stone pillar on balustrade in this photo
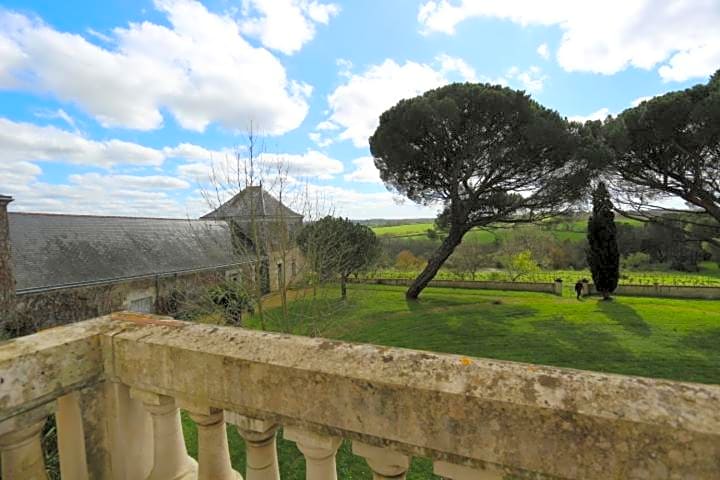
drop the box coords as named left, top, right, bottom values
left=130, top=388, right=198, bottom=480
left=353, top=441, right=410, bottom=480
left=226, top=412, right=280, bottom=480
left=0, top=403, right=53, bottom=480
left=178, top=398, right=241, bottom=480
left=284, top=426, right=342, bottom=480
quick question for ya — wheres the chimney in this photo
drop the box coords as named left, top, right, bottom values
left=0, top=195, right=16, bottom=319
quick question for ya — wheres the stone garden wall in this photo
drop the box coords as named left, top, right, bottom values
left=354, top=277, right=720, bottom=300
left=591, top=283, right=720, bottom=300
left=351, top=277, right=562, bottom=295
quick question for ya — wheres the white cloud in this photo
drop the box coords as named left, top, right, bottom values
left=658, top=43, right=720, bottom=82
left=506, top=65, right=546, bottom=92
left=320, top=58, right=548, bottom=147
left=177, top=162, right=213, bottom=180
left=0, top=117, right=165, bottom=167
left=315, top=120, right=339, bottom=131
left=0, top=164, right=196, bottom=217
left=630, top=95, right=654, bottom=107
left=264, top=150, right=343, bottom=179
left=437, top=53, right=478, bottom=82
left=336, top=58, right=353, bottom=77
left=568, top=107, right=611, bottom=123
left=0, top=160, right=41, bottom=192
left=343, top=157, right=382, bottom=184
left=308, top=132, right=333, bottom=148
left=0, top=113, right=253, bottom=173
left=85, top=28, right=112, bottom=43
left=570, top=94, right=665, bottom=122
left=239, top=0, right=340, bottom=55
left=537, top=43, right=549, bottom=60
left=164, top=143, right=232, bottom=162
left=323, top=59, right=448, bottom=148
left=33, top=108, right=79, bottom=132
left=303, top=184, right=440, bottom=219
left=0, top=0, right=311, bottom=133
left=418, top=0, right=720, bottom=82
left=68, top=173, right=190, bottom=191
left=177, top=149, right=344, bottom=182
left=0, top=33, right=24, bottom=86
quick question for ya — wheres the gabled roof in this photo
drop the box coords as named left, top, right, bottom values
left=201, top=186, right=302, bottom=220
left=8, top=213, right=247, bottom=293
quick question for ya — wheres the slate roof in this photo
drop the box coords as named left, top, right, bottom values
left=201, top=186, right=303, bottom=220
left=8, top=213, right=246, bottom=293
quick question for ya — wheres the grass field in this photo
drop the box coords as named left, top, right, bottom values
left=372, top=217, right=641, bottom=243
left=373, top=222, right=550, bottom=243
left=182, top=284, right=720, bottom=479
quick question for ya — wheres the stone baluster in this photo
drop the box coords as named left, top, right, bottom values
left=226, top=412, right=280, bottom=480
left=433, top=460, right=504, bottom=480
left=179, top=400, right=241, bottom=480
left=109, top=382, right=154, bottom=480
left=56, top=391, right=89, bottom=480
left=130, top=388, right=198, bottom=480
left=352, top=441, right=410, bottom=480
left=0, top=404, right=53, bottom=480
left=284, top=426, right=342, bottom=480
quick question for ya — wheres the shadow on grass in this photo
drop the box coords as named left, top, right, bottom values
left=681, top=327, right=720, bottom=357
left=597, top=300, right=652, bottom=337
left=428, top=303, right=638, bottom=376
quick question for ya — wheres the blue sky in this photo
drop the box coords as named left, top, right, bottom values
left=0, top=0, right=718, bottom=218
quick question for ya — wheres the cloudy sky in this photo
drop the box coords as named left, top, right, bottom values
left=0, top=0, right=718, bottom=219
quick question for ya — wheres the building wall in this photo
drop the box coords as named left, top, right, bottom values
left=9, top=267, right=238, bottom=336
left=267, top=246, right=304, bottom=292
left=0, top=196, right=16, bottom=318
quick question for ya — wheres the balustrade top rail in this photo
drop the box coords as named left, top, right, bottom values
left=1, top=312, right=719, bottom=479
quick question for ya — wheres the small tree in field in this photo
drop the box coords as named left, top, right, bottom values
left=587, top=182, right=619, bottom=300
left=504, top=250, right=540, bottom=281
left=297, top=216, right=380, bottom=299
left=395, top=250, right=425, bottom=271
left=446, top=240, right=490, bottom=279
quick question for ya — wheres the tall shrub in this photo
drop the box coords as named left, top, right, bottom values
left=587, top=182, right=619, bottom=299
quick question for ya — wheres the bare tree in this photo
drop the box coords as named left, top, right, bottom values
left=182, top=123, right=353, bottom=336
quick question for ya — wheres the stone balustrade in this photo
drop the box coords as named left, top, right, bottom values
left=1, top=312, right=719, bottom=479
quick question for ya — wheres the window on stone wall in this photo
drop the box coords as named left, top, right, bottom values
left=128, top=296, right=154, bottom=314
left=225, top=269, right=241, bottom=283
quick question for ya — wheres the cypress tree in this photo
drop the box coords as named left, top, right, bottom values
left=587, top=182, right=619, bottom=300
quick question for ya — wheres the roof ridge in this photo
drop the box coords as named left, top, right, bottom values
left=8, top=211, right=224, bottom=222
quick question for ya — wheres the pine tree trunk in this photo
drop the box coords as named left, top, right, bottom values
left=406, top=224, right=468, bottom=300
left=340, top=275, right=347, bottom=300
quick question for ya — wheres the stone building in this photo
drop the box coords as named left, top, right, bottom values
left=202, top=185, right=304, bottom=293
left=0, top=187, right=302, bottom=335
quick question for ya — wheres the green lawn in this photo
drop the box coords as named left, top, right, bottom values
left=372, top=222, right=435, bottom=237
left=183, top=284, right=720, bottom=479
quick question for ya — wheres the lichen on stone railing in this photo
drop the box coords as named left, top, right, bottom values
left=1, top=312, right=719, bottom=479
